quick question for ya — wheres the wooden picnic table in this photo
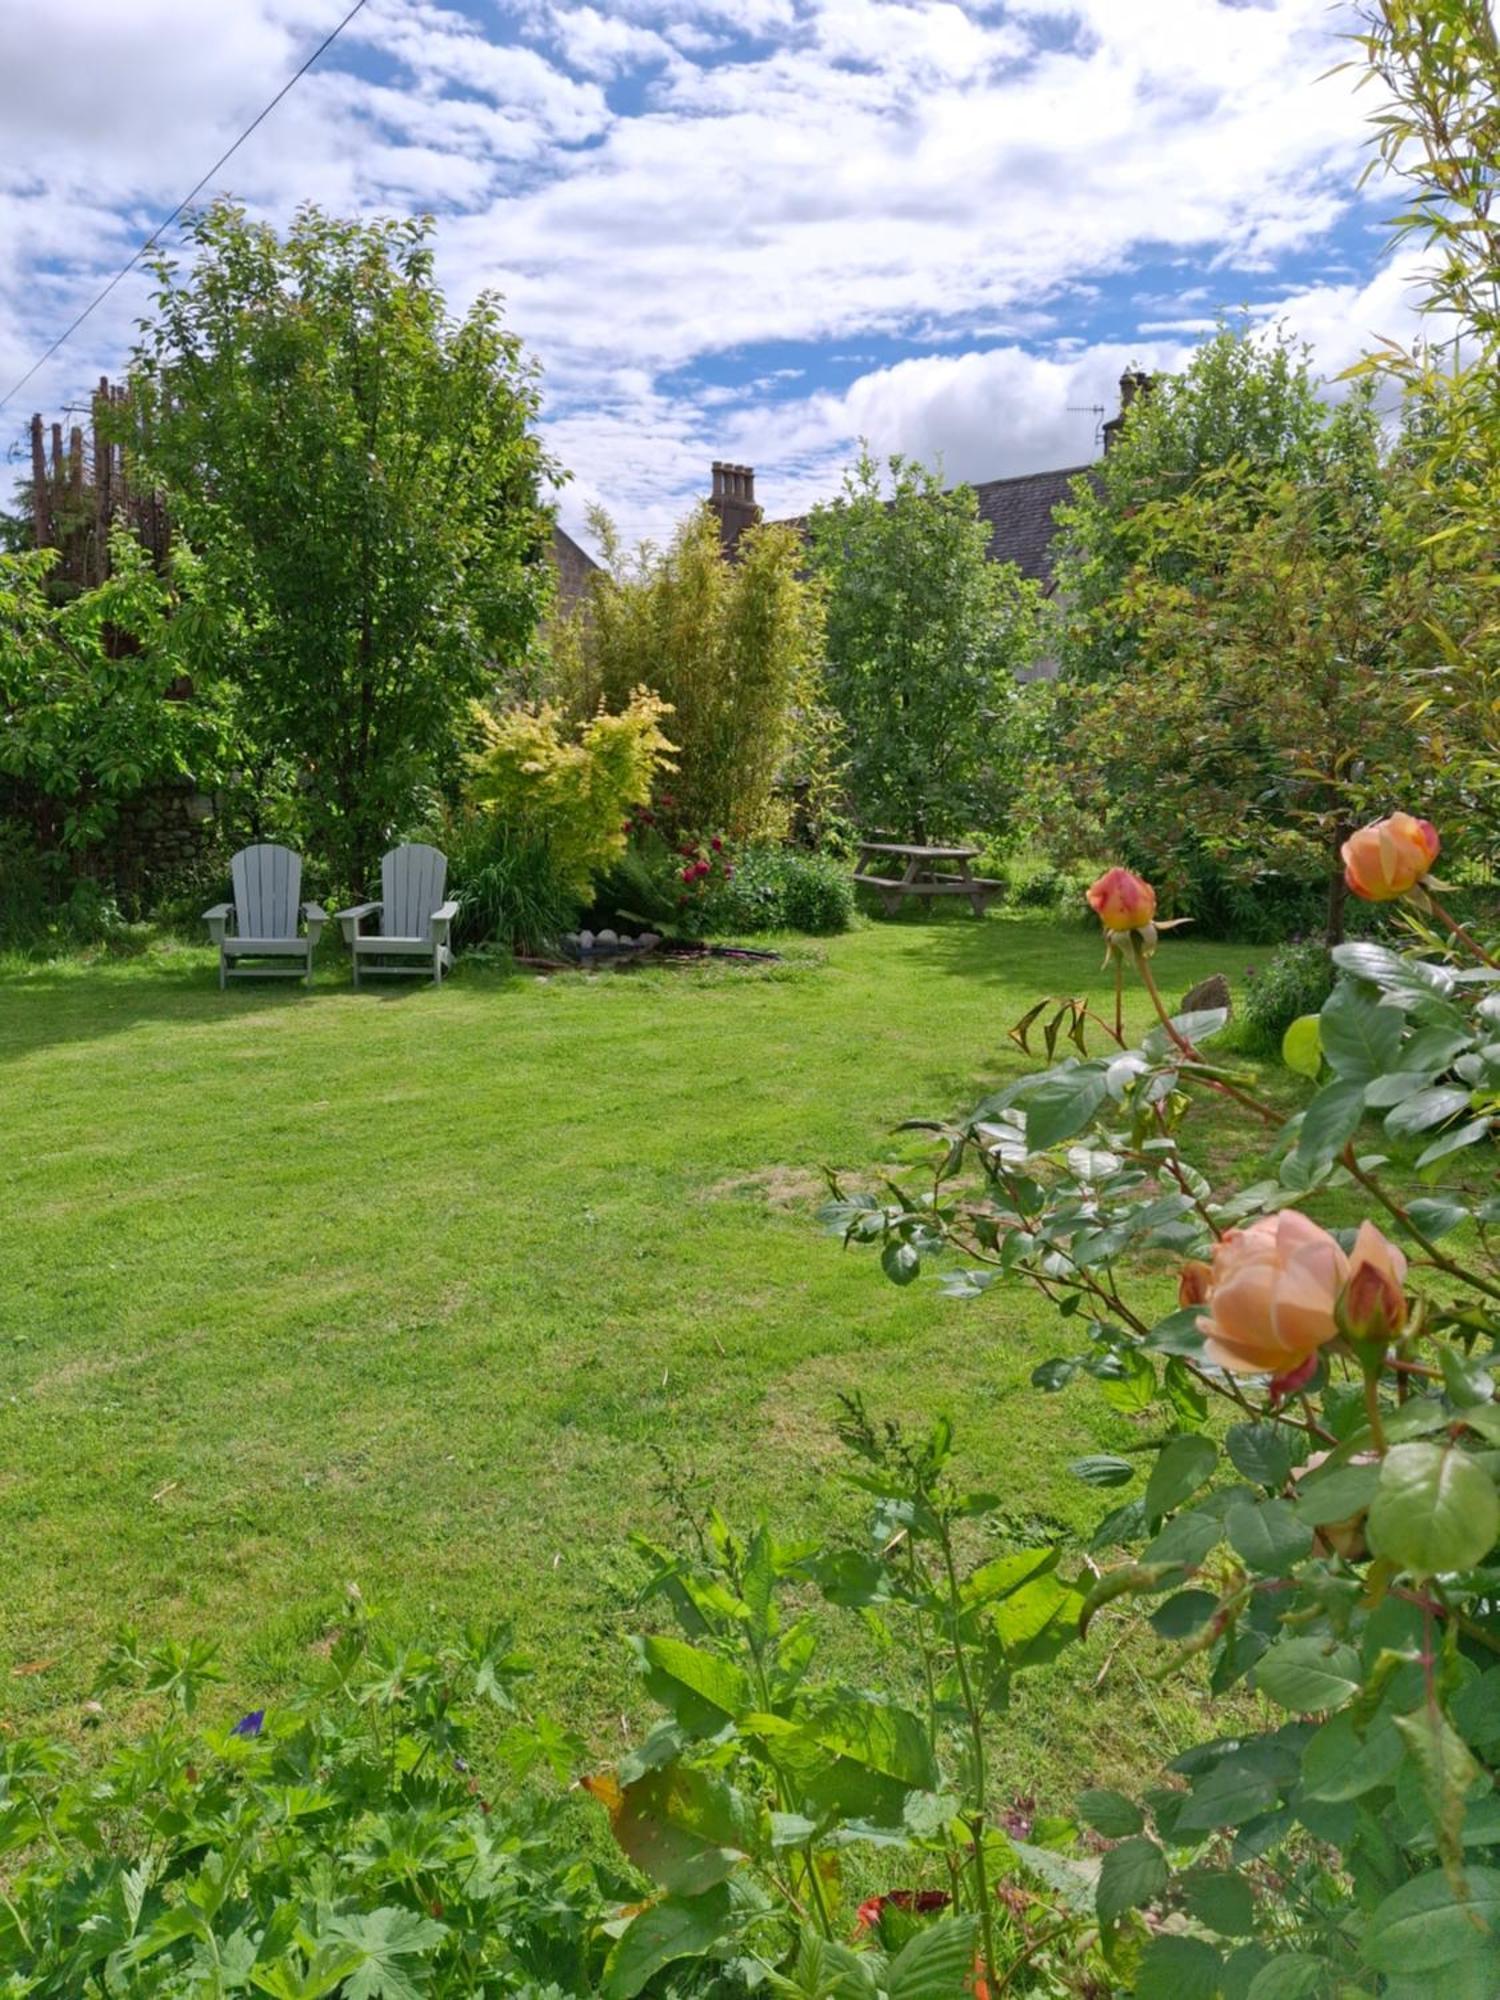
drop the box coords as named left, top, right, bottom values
left=853, top=840, right=1004, bottom=919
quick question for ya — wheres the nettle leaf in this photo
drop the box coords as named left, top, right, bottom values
left=1145, top=1433, right=1219, bottom=1521
left=1095, top=1834, right=1167, bottom=1926
left=1362, top=1867, right=1500, bottom=1976
left=992, top=1569, right=1086, bottom=1670
left=1320, top=981, right=1404, bottom=1080
left=1244, top=1956, right=1325, bottom=2000
left=1281, top=1014, right=1322, bottom=1081
left=1076, top=1788, right=1143, bottom=1838
left=1366, top=1443, right=1500, bottom=1576
left=1253, top=1638, right=1360, bottom=1713
left=1174, top=1758, right=1280, bottom=1832
left=1227, top=1498, right=1313, bottom=1576
left=775, top=1696, right=939, bottom=1825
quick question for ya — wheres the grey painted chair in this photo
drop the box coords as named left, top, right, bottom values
left=204, top=844, right=326, bottom=989
left=335, top=843, right=458, bottom=988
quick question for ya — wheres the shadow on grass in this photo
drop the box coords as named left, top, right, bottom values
left=0, top=947, right=517, bottom=1064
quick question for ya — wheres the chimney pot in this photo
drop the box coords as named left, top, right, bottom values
left=705, top=459, right=761, bottom=556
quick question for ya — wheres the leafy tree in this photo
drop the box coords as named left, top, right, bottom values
left=0, top=529, right=230, bottom=851
left=807, top=451, right=1041, bottom=842
left=554, top=505, right=826, bottom=842
left=129, top=201, right=556, bottom=885
left=1051, top=325, right=1339, bottom=686
left=1048, top=392, right=1440, bottom=941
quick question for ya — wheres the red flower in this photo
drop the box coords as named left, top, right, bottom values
left=694, top=860, right=710, bottom=878
left=680, top=866, right=695, bottom=883
left=710, top=836, right=723, bottom=852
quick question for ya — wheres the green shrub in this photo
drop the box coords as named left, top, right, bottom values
left=1233, top=936, right=1336, bottom=1053
left=698, top=845, right=854, bottom=936
left=441, top=810, right=581, bottom=953
left=0, top=825, right=129, bottom=952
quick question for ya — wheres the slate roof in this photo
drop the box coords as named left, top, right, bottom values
left=971, top=463, right=1094, bottom=589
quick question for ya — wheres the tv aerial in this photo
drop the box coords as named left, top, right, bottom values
left=1068, top=403, right=1107, bottom=449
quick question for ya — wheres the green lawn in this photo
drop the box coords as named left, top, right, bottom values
left=0, top=912, right=1271, bottom=1798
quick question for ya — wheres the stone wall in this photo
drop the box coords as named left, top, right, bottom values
left=108, top=783, right=217, bottom=889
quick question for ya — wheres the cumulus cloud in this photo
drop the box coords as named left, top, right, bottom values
left=0, top=0, right=1412, bottom=544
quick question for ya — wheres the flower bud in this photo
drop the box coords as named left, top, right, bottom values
left=1341, top=813, right=1440, bottom=903
left=1087, top=867, right=1156, bottom=933
left=1336, top=1220, right=1409, bottom=1349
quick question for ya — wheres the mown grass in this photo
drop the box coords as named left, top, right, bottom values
left=0, top=911, right=1276, bottom=1802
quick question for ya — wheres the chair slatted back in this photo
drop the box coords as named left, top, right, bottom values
left=382, top=844, right=447, bottom=941
left=232, top=844, right=302, bottom=940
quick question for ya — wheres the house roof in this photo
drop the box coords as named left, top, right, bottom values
left=970, top=463, right=1093, bottom=588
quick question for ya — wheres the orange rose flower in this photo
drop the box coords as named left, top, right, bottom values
left=1341, top=813, right=1440, bottom=903
left=1086, top=867, right=1156, bottom=932
left=1197, top=1210, right=1350, bottom=1375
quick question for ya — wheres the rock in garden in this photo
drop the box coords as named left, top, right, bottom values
left=1179, top=972, right=1232, bottom=1016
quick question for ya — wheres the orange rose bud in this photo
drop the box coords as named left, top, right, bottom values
left=1197, top=1209, right=1349, bottom=1375
left=1087, top=867, right=1156, bottom=932
left=1178, top=1260, right=1212, bottom=1309
left=1341, top=813, right=1440, bottom=903
left=1337, top=1220, right=1408, bottom=1348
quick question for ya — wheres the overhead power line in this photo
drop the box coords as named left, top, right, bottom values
left=0, top=0, right=371, bottom=415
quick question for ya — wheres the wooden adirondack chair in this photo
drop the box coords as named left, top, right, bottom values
left=204, top=844, right=326, bottom=989
left=335, top=844, right=458, bottom=988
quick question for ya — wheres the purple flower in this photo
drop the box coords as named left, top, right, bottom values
left=231, top=1709, right=265, bottom=1738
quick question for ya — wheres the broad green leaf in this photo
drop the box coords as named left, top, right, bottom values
left=1022, top=1065, right=1111, bottom=1152
left=881, top=1239, right=920, bottom=1286
left=1142, top=1509, right=1221, bottom=1566
left=1099, top=1346, right=1158, bottom=1414
left=1076, top=1788, right=1143, bottom=1838
left=884, top=1916, right=979, bottom=2000
left=1149, top=1588, right=1218, bottom=1640
left=1363, top=1867, right=1500, bottom=1975
left=992, top=1569, right=1086, bottom=1670
left=602, top=1886, right=733, bottom=2000
left=1135, top=1936, right=1222, bottom=2000
left=1300, top=1711, right=1403, bottom=1802
left=588, top=1764, right=761, bottom=1894
left=1226, top=1422, right=1299, bottom=1491
left=775, top=1697, right=939, bottom=1825
left=1180, top=1868, right=1255, bottom=1937
left=1294, top=1077, right=1366, bottom=1168
left=1227, top=1498, right=1313, bottom=1575
left=1440, top=1344, right=1494, bottom=1408
left=1366, top=1443, right=1500, bottom=1576
left=633, top=1634, right=751, bottom=1735
left=1253, top=1637, right=1360, bottom=1713
left=1145, top=1432, right=1219, bottom=1521
left=1385, top=1085, right=1475, bottom=1137
left=1245, top=1957, right=1324, bottom=2000
left=1174, top=1758, right=1280, bottom=1831
left=1394, top=1704, right=1481, bottom=1874
left=1281, top=1014, right=1322, bottom=1081
left=1416, top=1117, right=1492, bottom=1169
left=1069, top=1453, right=1135, bottom=1488
left=1095, top=1834, right=1166, bottom=1926
left=321, top=1909, right=447, bottom=2000
left=1320, top=980, right=1403, bottom=1079
left=1453, top=1669, right=1500, bottom=1751
left=1164, top=1355, right=1209, bottom=1424
left=1406, top=1196, right=1471, bottom=1241
left=1294, top=1462, right=1378, bottom=1526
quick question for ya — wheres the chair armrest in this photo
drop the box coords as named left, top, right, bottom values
left=334, top=900, right=381, bottom=946
left=203, top=902, right=234, bottom=945
left=432, top=899, right=459, bottom=924
left=303, top=901, right=327, bottom=947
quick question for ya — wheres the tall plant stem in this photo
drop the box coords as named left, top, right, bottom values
left=1341, top=1144, right=1500, bottom=1302
left=1113, top=951, right=1124, bottom=1044
left=1362, top=1364, right=1389, bottom=1454
left=937, top=1519, right=998, bottom=1990
left=1425, top=889, right=1500, bottom=969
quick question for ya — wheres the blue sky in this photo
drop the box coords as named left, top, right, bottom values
left=0, top=0, right=1419, bottom=545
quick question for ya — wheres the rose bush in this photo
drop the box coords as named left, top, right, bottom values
left=829, top=809, right=1500, bottom=1993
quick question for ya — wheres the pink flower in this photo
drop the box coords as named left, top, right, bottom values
left=680, top=866, right=695, bottom=883
left=1086, top=867, right=1156, bottom=933
left=1196, top=1211, right=1350, bottom=1375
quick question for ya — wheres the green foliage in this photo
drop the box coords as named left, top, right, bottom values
left=129, top=201, right=555, bottom=885
left=439, top=809, right=583, bottom=953
left=808, top=453, right=1042, bottom=842
left=466, top=690, right=675, bottom=900
left=555, top=506, right=827, bottom=843
left=0, top=529, right=231, bottom=851
left=0, top=1611, right=615, bottom=1996
left=0, top=825, right=133, bottom=951
left=699, top=846, right=856, bottom=937
left=832, top=878, right=1500, bottom=1989
left=1235, top=940, right=1338, bottom=1055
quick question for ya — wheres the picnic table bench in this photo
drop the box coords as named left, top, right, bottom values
left=853, top=841, right=1003, bottom=919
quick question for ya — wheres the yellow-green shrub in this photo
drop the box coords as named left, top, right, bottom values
left=466, top=688, right=674, bottom=896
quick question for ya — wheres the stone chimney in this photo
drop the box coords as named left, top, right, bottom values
left=707, top=462, right=761, bottom=555
left=1101, top=369, right=1153, bottom=453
